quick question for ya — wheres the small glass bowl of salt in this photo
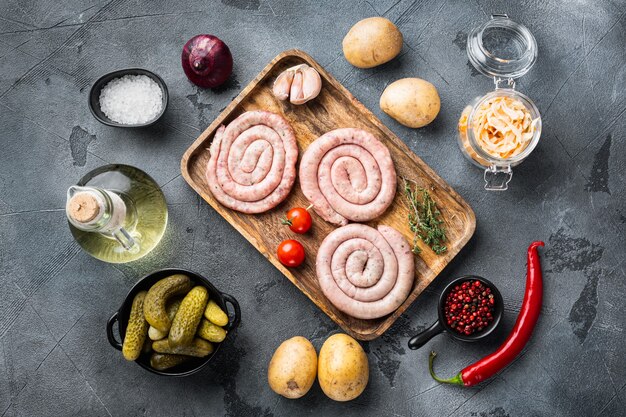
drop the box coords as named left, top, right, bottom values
left=89, top=68, right=168, bottom=127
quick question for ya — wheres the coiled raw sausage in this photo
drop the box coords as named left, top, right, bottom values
left=299, top=128, right=396, bottom=226
left=206, top=111, right=298, bottom=213
left=316, top=224, right=414, bottom=319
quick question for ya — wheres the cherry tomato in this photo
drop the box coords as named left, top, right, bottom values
left=277, top=239, right=305, bottom=267
left=281, top=206, right=312, bottom=234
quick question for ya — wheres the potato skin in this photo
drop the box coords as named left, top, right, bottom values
left=318, top=333, right=368, bottom=401
left=380, top=78, right=441, bottom=128
left=268, top=336, right=317, bottom=399
left=342, top=17, right=403, bottom=68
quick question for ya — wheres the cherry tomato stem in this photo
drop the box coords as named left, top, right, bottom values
left=281, top=207, right=312, bottom=234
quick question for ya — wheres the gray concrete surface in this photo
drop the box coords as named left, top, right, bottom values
left=0, top=0, right=625, bottom=416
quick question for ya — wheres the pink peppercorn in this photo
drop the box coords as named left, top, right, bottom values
left=443, top=279, right=496, bottom=336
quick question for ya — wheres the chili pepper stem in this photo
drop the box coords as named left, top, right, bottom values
left=428, top=351, right=464, bottom=386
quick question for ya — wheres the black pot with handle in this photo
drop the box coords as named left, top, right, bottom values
left=107, top=268, right=241, bottom=376
left=408, top=275, right=503, bottom=350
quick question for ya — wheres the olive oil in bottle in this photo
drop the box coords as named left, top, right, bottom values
left=66, top=164, right=167, bottom=263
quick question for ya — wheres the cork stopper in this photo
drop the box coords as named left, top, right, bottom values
left=68, top=192, right=101, bottom=223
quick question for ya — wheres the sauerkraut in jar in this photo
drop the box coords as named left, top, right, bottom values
left=458, top=14, right=542, bottom=191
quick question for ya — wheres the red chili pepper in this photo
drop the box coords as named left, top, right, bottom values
left=429, top=241, right=545, bottom=386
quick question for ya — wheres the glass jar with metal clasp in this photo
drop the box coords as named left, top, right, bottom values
left=457, top=14, right=542, bottom=191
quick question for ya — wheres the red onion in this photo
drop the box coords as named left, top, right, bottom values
left=181, top=35, right=233, bottom=88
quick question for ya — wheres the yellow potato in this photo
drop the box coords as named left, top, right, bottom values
left=268, top=336, right=317, bottom=399
left=380, top=78, right=441, bottom=128
left=318, top=333, right=368, bottom=401
left=342, top=17, right=403, bottom=68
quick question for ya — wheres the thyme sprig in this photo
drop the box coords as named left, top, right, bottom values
left=402, top=178, right=447, bottom=255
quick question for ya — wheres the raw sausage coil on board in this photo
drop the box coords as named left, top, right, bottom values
left=299, top=128, right=397, bottom=226
left=316, top=224, right=415, bottom=319
left=206, top=110, right=298, bottom=213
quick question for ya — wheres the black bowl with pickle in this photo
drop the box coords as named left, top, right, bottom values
left=107, top=268, right=241, bottom=376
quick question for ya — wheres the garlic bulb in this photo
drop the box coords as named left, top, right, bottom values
left=272, top=64, right=322, bottom=105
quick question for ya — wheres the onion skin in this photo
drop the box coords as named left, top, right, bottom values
left=182, top=35, right=233, bottom=88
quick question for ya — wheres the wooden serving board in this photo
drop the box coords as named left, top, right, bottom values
left=181, top=49, right=475, bottom=341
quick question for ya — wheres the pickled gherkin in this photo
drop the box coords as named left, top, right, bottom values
left=150, top=353, right=191, bottom=371
left=169, top=286, right=209, bottom=347
left=148, top=298, right=183, bottom=341
left=204, top=300, right=228, bottom=327
left=144, top=275, right=191, bottom=332
left=197, top=319, right=227, bottom=343
left=122, top=291, right=149, bottom=361
left=152, top=338, right=214, bottom=357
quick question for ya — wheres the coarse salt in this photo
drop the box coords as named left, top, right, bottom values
left=99, top=74, right=163, bottom=125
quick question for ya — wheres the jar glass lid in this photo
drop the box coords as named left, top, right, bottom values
left=467, top=14, right=537, bottom=79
